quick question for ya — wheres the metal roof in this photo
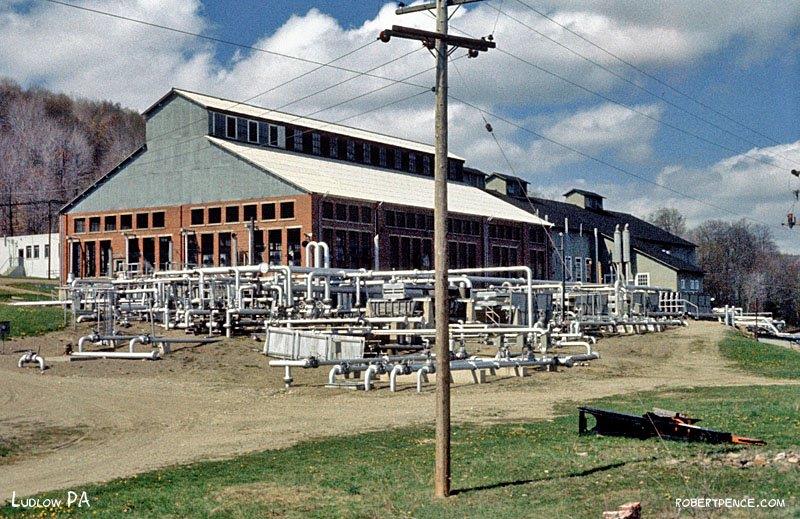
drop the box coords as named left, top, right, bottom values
left=171, top=89, right=465, bottom=161
left=209, top=137, right=551, bottom=227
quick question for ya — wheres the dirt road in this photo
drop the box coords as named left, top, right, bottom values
left=0, top=321, right=794, bottom=498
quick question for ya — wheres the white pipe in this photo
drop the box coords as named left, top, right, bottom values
left=18, top=352, right=45, bottom=371
left=363, top=365, right=378, bottom=391
left=389, top=364, right=407, bottom=392
left=71, top=351, right=160, bottom=360
left=416, top=365, right=434, bottom=393
left=328, top=364, right=343, bottom=384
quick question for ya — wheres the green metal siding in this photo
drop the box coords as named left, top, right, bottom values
left=68, top=96, right=302, bottom=214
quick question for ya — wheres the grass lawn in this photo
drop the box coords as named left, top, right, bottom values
left=2, top=384, right=797, bottom=518
left=720, top=331, right=800, bottom=380
left=0, top=304, right=65, bottom=337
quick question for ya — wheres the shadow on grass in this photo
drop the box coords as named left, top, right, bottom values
left=452, top=456, right=658, bottom=495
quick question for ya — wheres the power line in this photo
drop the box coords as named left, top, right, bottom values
left=510, top=0, right=794, bottom=154
left=137, top=44, right=426, bottom=163
left=450, top=93, right=783, bottom=230
left=40, top=0, right=429, bottom=93
left=449, top=21, right=788, bottom=174
left=484, top=2, right=800, bottom=170
left=115, top=54, right=444, bottom=174
left=144, top=38, right=380, bottom=145
left=62, top=86, right=434, bottom=209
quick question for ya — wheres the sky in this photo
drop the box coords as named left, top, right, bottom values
left=1, top=0, right=799, bottom=252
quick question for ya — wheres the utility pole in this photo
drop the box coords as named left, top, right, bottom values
left=382, top=0, right=494, bottom=498
left=560, top=232, right=566, bottom=323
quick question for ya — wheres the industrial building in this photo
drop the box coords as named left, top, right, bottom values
left=0, top=233, right=60, bottom=279
left=486, top=174, right=705, bottom=294
left=59, top=89, right=551, bottom=281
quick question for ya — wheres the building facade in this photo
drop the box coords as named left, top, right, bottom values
left=487, top=181, right=705, bottom=292
left=0, top=233, right=60, bottom=279
left=60, top=89, right=551, bottom=281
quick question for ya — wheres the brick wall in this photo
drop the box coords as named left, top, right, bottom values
left=61, top=194, right=313, bottom=282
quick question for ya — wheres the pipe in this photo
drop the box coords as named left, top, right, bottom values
left=328, top=364, right=343, bottom=384
left=18, top=351, right=45, bottom=371
left=363, top=364, right=379, bottom=391
left=128, top=335, right=148, bottom=353
left=389, top=364, right=411, bottom=392
left=416, top=364, right=434, bottom=393
left=71, top=350, right=160, bottom=360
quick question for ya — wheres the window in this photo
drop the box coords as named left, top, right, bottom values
left=361, top=206, right=372, bottom=224
left=247, top=120, right=258, bottom=143
left=89, top=217, right=100, bottom=232
left=422, top=155, right=431, bottom=175
left=243, top=204, right=257, bottom=221
left=680, top=279, right=686, bottom=290
left=574, top=256, right=583, bottom=282
left=190, top=208, right=204, bottom=225
left=378, top=147, right=387, bottom=167
left=207, top=207, right=222, bottom=224
left=346, top=140, right=355, bottom=161
left=268, top=124, right=280, bottom=147
left=120, top=214, right=132, bottom=230
left=636, top=273, right=651, bottom=286
left=329, top=136, right=339, bottom=158
left=268, top=229, right=282, bottom=264
left=362, top=143, right=371, bottom=164
left=492, top=245, right=518, bottom=268
left=408, top=153, right=417, bottom=173
left=44, top=244, right=50, bottom=258
left=104, top=215, right=117, bottom=231
left=565, top=256, right=572, bottom=280
left=322, top=201, right=334, bottom=219
left=226, top=116, right=237, bottom=138
left=287, top=228, right=302, bottom=266
left=280, top=201, right=295, bottom=219
left=293, top=128, right=303, bottom=151
left=585, top=257, right=592, bottom=282
left=25, top=246, right=31, bottom=258
left=261, top=202, right=276, bottom=220
left=348, top=205, right=360, bottom=222
left=218, top=233, right=232, bottom=267
left=312, top=133, right=321, bottom=155
left=152, top=211, right=165, bottom=228
left=225, top=206, right=240, bottom=223
left=74, top=218, right=85, bottom=233
left=336, top=203, right=347, bottom=221
left=33, top=245, right=40, bottom=259
left=394, top=149, right=403, bottom=170
left=136, top=213, right=149, bottom=229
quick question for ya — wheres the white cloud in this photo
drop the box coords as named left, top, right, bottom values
left=1, top=0, right=799, bottom=251
left=600, top=141, right=800, bottom=253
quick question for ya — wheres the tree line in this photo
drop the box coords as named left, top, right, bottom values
left=647, top=207, right=800, bottom=326
left=0, top=78, right=144, bottom=235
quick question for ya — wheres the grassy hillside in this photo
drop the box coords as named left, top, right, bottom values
left=720, top=331, right=800, bottom=380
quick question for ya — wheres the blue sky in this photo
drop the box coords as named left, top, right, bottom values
left=1, top=0, right=799, bottom=251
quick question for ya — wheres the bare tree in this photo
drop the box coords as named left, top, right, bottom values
left=0, top=77, right=144, bottom=235
left=646, top=207, right=688, bottom=238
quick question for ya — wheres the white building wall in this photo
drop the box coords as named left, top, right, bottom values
left=0, top=234, right=60, bottom=279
